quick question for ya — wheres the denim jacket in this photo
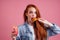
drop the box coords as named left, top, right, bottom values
left=16, top=22, right=60, bottom=40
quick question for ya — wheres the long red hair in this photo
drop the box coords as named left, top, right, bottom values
left=23, top=4, right=47, bottom=40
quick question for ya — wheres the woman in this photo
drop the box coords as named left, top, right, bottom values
left=11, top=4, right=60, bottom=40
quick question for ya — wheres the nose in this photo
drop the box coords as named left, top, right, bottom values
left=32, top=14, right=34, bottom=16
left=32, top=14, right=35, bottom=18
left=31, top=12, right=36, bottom=18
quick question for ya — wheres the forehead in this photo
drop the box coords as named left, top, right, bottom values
left=28, top=7, right=36, bottom=12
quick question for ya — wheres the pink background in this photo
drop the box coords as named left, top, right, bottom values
left=0, top=0, right=60, bottom=40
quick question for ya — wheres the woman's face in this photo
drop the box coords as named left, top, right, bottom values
left=26, top=7, right=37, bottom=20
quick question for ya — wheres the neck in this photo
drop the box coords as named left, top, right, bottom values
left=27, top=20, right=33, bottom=26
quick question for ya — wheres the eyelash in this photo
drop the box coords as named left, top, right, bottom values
left=35, top=12, right=37, bottom=14
left=29, top=11, right=36, bottom=14
left=29, top=11, right=33, bottom=13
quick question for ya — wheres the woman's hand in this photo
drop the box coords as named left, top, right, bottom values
left=38, top=18, right=53, bottom=27
left=11, top=26, right=18, bottom=40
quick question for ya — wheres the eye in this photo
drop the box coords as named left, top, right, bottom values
left=29, top=11, right=33, bottom=14
left=35, top=11, right=37, bottom=14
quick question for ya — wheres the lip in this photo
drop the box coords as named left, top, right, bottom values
left=31, top=18, right=37, bottom=22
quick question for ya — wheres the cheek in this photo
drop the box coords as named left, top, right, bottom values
left=29, top=14, right=32, bottom=17
left=34, top=14, right=36, bottom=17
left=27, top=14, right=32, bottom=18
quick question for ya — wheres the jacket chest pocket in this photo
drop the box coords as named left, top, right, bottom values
left=20, top=32, right=32, bottom=40
left=20, top=35, right=29, bottom=40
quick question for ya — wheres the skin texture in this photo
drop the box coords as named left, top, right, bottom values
left=26, top=7, right=53, bottom=27
left=26, top=7, right=37, bottom=25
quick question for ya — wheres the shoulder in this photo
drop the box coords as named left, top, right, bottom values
left=17, top=22, right=27, bottom=31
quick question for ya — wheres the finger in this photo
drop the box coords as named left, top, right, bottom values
left=38, top=18, right=44, bottom=22
left=38, top=18, right=47, bottom=24
left=38, top=18, right=46, bottom=21
left=12, top=26, right=18, bottom=35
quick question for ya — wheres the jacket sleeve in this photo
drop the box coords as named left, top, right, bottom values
left=46, top=23, right=60, bottom=37
left=16, top=26, right=22, bottom=40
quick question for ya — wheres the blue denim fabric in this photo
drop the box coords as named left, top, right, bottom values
left=16, top=22, right=60, bottom=40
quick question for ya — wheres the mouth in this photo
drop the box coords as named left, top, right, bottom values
left=31, top=18, right=38, bottom=22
